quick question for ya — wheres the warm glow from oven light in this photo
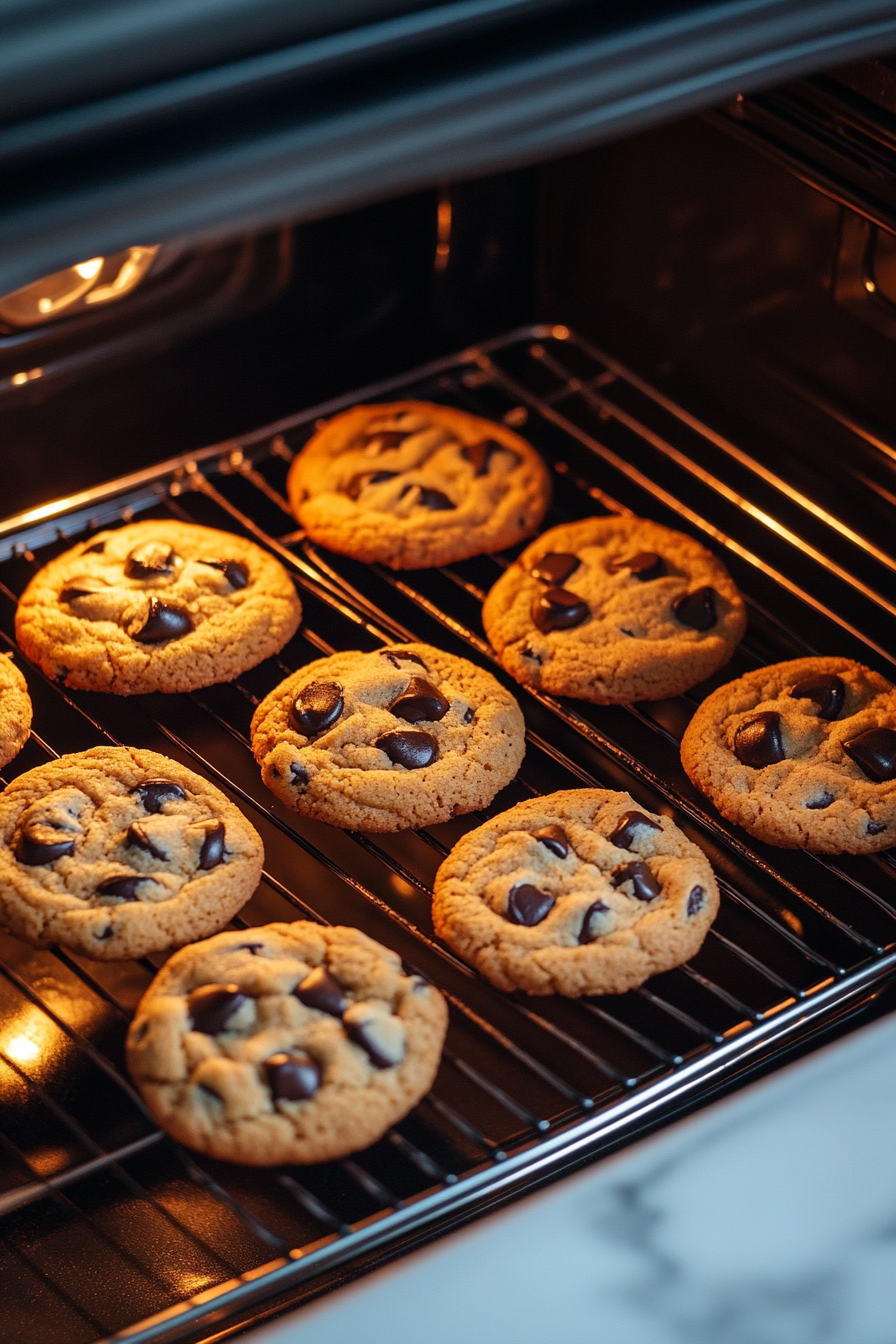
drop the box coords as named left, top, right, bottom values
left=75, top=257, right=104, bottom=280
left=0, top=245, right=160, bottom=330
left=4, top=1033, right=41, bottom=1063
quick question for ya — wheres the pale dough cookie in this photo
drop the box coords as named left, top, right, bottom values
left=251, top=642, right=526, bottom=832
left=126, top=922, right=448, bottom=1165
left=482, top=515, right=746, bottom=703
left=0, top=654, right=32, bottom=769
left=15, top=520, right=302, bottom=695
left=681, top=656, right=896, bottom=853
left=432, top=789, right=719, bottom=996
left=287, top=400, right=551, bottom=569
left=0, top=746, right=264, bottom=959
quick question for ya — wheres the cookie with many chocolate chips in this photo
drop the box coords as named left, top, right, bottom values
left=0, top=653, right=32, bottom=769
left=681, top=656, right=896, bottom=853
left=15, top=520, right=302, bottom=694
left=0, top=747, right=264, bottom=958
left=250, top=643, right=525, bottom=832
left=432, top=789, right=719, bottom=995
left=482, top=515, right=746, bottom=703
left=287, top=400, right=551, bottom=569
left=126, top=922, right=448, bottom=1164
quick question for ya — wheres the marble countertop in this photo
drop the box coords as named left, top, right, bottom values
left=248, top=1010, right=896, bottom=1344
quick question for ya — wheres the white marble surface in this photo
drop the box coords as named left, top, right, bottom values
left=248, top=1011, right=896, bottom=1344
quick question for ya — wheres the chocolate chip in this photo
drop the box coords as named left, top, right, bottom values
left=198, top=821, right=226, bottom=870
left=83, top=540, right=106, bottom=554
left=530, top=824, right=570, bottom=858
left=416, top=487, right=455, bottom=511
left=346, top=470, right=397, bottom=500
left=579, top=900, right=610, bottom=944
left=790, top=674, right=845, bottom=721
left=506, top=882, right=554, bottom=926
left=15, top=825, right=76, bottom=866
left=290, top=762, right=309, bottom=787
left=612, top=861, right=661, bottom=902
left=125, top=542, right=176, bottom=580
left=608, top=552, right=666, bottom=582
left=289, top=681, right=343, bottom=736
left=532, top=586, right=589, bottom=633
left=238, top=942, right=265, bottom=954
left=264, top=1051, right=320, bottom=1101
left=381, top=650, right=428, bottom=670
left=607, top=810, right=662, bottom=849
left=522, top=648, right=543, bottom=664
left=97, top=875, right=158, bottom=900
left=136, top=780, right=186, bottom=813
left=867, top=820, right=887, bottom=835
left=843, top=727, right=896, bottom=782
left=463, top=706, right=475, bottom=724
left=344, top=1009, right=406, bottom=1069
left=805, top=792, right=835, bottom=810
left=463, top=439, right=505, bottom=475
left=686, top=886, right=705, bottom=917
left=375, top=730, right=439, bottom=769
left=126, top=822, right=168, bottom=860
left=200, top=558, right=250, bottom=589
left=389, top=676, right=450, bottom=723
left=60, top=584, right=101, bottom=604
left=530, top=553, right=579, bottom=585
left=129, top=597, right=193, bottom=643
left=365, top=429, right=412, bottom=450
left=734, top=711, right=786, bottom=768
left=187, top=983, right=246, bottom=1034
left=96, top=926, right=114, bottom=940
left=672, top=587, right=718, bottom=630
left=295, top=966, right=347, bottom=1017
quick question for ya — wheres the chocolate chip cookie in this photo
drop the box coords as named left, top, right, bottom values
left=126, top=921, right=448, bottom=1164
left=681, top=656, right=896, bottom=853
left=287, top=400, right=551, bottom=570
left=15, top=520, right=302, bottom=695
left=432, top=789, right=719, bottom=995
left=0, top=746, right=264, bottom=959
left=251, top=643, right=526, bottom=832
left=0, top=653, right=32, bottom=769
left=481, top=515, right=746, bottom=703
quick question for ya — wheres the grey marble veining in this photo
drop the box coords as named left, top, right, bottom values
left=249, top=1011, right=896, bottom=1344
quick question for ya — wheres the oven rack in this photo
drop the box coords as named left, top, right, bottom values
left=0, top=326, right=895, bottom=1344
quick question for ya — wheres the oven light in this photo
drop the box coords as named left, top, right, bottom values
left=0, top=245, right=161, bottom=330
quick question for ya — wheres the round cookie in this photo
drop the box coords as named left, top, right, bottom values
left=126, top=921, right=449, bottom=1165
left=15, top=520, right=302, bottom=695
left=0, top=653, right=32, bottom=769
left=287, top=399, right=551, bottom=570
left=681, top=656, right=896, bottom=853
left=481, top=515, right=746, bottom=703
left=0, top=746, right=264, bottom=959
left=432, top=789, right=719, bottom=996
left=251, top=642, right=526, bottom=832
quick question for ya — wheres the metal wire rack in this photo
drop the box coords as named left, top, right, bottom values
left=1, top=325, right=895, bottom=1344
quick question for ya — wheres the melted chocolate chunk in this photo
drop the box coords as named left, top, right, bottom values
left=506, top=882, right=555, bottom=926
left=381, top=650, right=428, bottom=670
left=843, top=727, right=896, bottom=782
left=125, top=542, right=176, bottom=580
left=530, top=824, right=570, bottom=859
left=264, top=1051, right=320, bottom=1101
left=187, top=983, right=247, bottom=1034
left=200, top=558, right=249, bottom=589
left=607, top=810, right=661, bottom=849
left=295, top=966, right=347, bottom=1017
left=375, top=730, right=439, bottom=769
left=289, top=681, right=343, bottom=736
left=578, top=900, right=610, bottom=944
left=867, top=821, right=887, bottom=836
left=612, top=860, right=661, bottom=902
left=97, top=875, right=158, bottom=900
left=126, top=822, right=168, bottom=860
left=83, top=540, right=106, bottom=554
left=463, top=439, right=508, bottom=476
left=389, top=676, right=450, bottom=723
left=346, top=470, right=397, bottom=500
left=608, top=552, right=666, bottom=582
left=521, top=648, right=542, bottom=664
left=344, top=1011, right=405, bottom=1068
left=137, top=780, right=186, bottom=813
left=238, top=943, right=265, bottom=954
left=532, top=586, right=589, bottom=633
left=416, top=487, right=455, bottom=511
left=686, top=886, right=705, bottom=917
left=789, top=674, right=845, bottom=721
left=290, top=762, right=309, bottom=787
left=60, top=584, right=101, bottom=604
left=672, top=587, right=718, bottom=631
left=198, top=821, right=226, bottom=870
left=16, top=826, right=76, bottom=866
left=530, top=553, right=579, bottom=586
left=96, top=926, right=114, bottom=940
left=734, top=711, right=786, bottom=768
left=805, top=792, right=835, bottom=810
left=130, top=597, right=193, bottom=643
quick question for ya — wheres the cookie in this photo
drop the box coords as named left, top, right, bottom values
left=287, top=400, right=551, bottom=569
left=0, top=746, right=264, bottom=959
left=251, top=642, right=526, bottom=832
left=481, top=515, right=747, bottom=703
left=0, top=653, right=32, bottom=769
left=432, top=789, right=719, bottom=996
left=681, top=656, right=896, bottom=853
left=126, top=921, right=448, bottom=1165
left=15, top=520, right=302, bottom=695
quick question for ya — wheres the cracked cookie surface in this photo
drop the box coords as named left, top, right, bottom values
left=251, top=642, right=526, bottom=832
left=681, top=656, right=896, bottom=853
left=0, top=654, right=32, bottom=769
left=287, top=400, right=551, bottom=570
left=15, top=520, right=302, bottom=694
left=126, top=921, right=448, bottom=1164
left=482, top=515, right=746, bottom=703
left=0, top=746, right=264, bottom=958
left=432, top=788, right=718, bottom=995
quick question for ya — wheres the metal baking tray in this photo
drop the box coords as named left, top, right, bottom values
left=1, top=325, right=895, bottom=1344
